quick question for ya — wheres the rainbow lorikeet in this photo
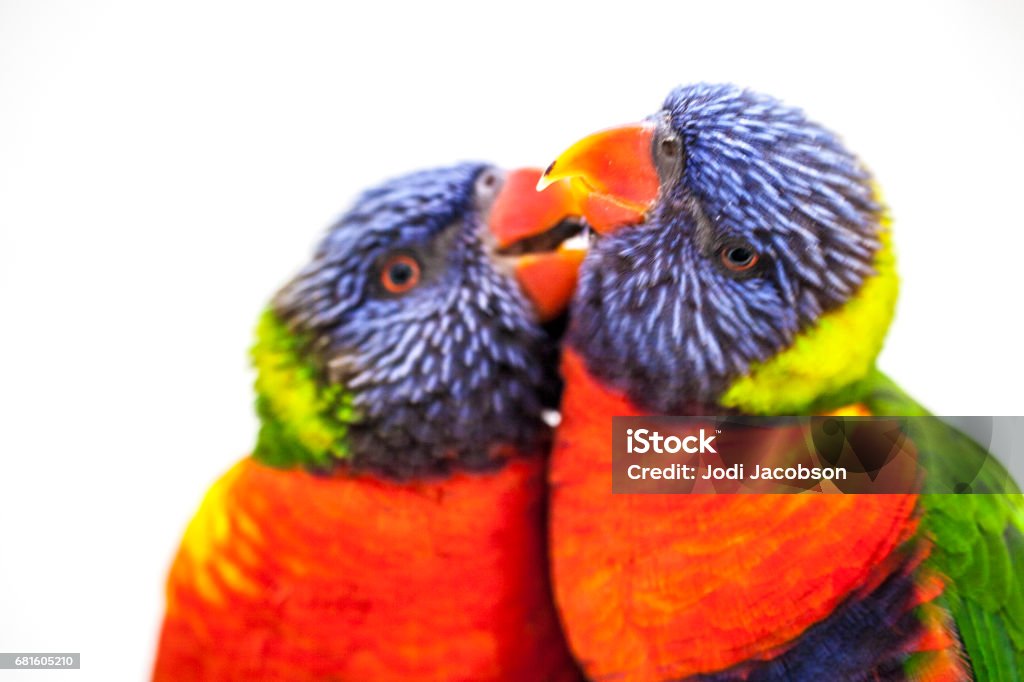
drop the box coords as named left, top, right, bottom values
left=535, top=84, right=1024, bottom=681
left=152, top=163, right=587, bottom=681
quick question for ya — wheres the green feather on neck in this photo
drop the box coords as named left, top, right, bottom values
left=720, top=219, right=899, bottom=416
left=251, top=310, right=358, bottom=470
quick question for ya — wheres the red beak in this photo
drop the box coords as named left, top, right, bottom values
left=487, top=168, right=586, bottom=322
left=536, top=122, right=660, bottom=234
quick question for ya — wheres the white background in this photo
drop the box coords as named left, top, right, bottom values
left=1, top=0, right=1022, bottom=679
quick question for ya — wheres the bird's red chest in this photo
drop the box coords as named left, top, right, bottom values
left=154, top=455, right=578, bottom=682
left=549, top=349, right=920, bottom=681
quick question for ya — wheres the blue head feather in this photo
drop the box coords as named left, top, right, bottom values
left=274, top=163, right=558, bottom=477
left=570, top=84, right=883, bottom=411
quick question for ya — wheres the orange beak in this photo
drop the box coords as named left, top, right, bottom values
left=536, top=122, right=660, bottom=234
left=487, top=168, right=586, bottom=322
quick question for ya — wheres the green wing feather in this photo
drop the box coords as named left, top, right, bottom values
left=856, top=369, right=1024, bottom=681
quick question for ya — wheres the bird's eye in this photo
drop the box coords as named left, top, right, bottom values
left=720, top=244, right=759, bottom=272
left=380, top=254, right=422, bottom=294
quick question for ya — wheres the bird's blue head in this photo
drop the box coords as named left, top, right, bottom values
left=539, top=84, right=897, bottom=413
left=255, top=163, right=586, bottom=477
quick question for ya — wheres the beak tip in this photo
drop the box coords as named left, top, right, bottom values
left=535, top=159, right=563, bottom=192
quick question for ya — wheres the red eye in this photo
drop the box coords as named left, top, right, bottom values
left=720, top=244, right=759, bottom=272
left=380, top=254, right=421, bottom=294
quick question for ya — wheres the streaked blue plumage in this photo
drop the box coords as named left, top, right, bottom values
left=271, top=163, right=560, bottom=476
left=570, top=84, right=883, bottom=411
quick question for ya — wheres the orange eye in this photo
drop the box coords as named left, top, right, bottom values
left=380, top=254, right=421, bottom=294
left=720, top=244, right=759, bottom=272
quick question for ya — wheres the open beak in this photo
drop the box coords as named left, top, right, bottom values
left=487, top=168, right=587, bottom=322
left=536, top=122, right=660, bottom=234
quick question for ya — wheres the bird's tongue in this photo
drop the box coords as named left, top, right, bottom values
left=488, top=168, right=586, bottom=322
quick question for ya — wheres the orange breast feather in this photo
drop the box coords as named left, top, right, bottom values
left=154, top=455, right=577, bottom=682
left=549, top=349, right=921, bottom=681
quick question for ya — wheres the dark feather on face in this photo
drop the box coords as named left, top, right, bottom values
left=273, top=163, right=561, bottom=478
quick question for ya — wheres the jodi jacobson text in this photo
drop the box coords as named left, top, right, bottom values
left=626, top=462, right=848, bottom=481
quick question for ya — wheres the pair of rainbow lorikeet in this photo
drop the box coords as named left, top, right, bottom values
left=153, top=84, right=1024, bottom=681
